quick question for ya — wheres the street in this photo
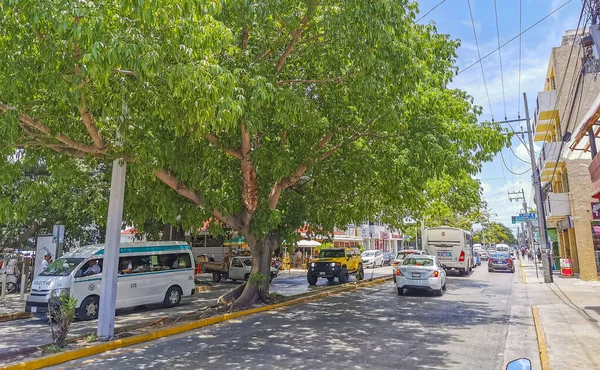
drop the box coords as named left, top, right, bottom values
left=48, top=264, right=537, bottom=370
left=0, top=267, right=392, bottom=360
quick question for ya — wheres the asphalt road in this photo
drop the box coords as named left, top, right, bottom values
left=50, top=265, right=527, bottom=370
left=0, top=266, right=391, bottom=359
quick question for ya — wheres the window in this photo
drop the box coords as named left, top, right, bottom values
left=75, top=258, right=103, bottom=278
left=346, top=250, right=352, bottom=258
left=40, top=258, right=84, bottom=277
left=319, top=250, right=345, bottom=258
left=402, top=258, right=434, bottom=266
left=232, top=258, right=244, bottom=268
left=119, top=253, right=192, bottom=274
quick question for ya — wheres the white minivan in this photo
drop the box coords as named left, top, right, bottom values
left=424, top=226, right=474, bottom=276
left=26, top=241, right=196, bottom=320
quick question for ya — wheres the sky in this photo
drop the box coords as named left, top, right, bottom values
left=415, top=0, right=584, bottom=235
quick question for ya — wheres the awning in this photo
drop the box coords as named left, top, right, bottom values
left=223, top=237, right=247, bottom=246
left=570, top=92, right=600, bottom=151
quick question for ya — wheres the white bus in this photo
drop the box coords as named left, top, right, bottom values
left=424, top=227, right=474, bottom=276
left=26, top=241, right=196, bottom=320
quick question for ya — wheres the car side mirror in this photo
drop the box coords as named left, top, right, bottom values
left=506, top=358, right=531, bottom=370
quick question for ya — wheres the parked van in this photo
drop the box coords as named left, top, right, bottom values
left=424, top=226, right=474, bottom=276
left=494, top=244, right=511, bottom=253
left=26, top=241, right=195, bottom=320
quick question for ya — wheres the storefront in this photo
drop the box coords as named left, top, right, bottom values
left=557, top=216, right=579, bottom=273
left=591, top=222, right=600, bottom=274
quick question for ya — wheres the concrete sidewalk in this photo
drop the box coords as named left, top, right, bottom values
left=521, top=260, right=600, bottom=370
left=0, top=293, right=26, bottom=315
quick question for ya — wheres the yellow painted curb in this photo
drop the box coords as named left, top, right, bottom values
left=532, top=306, right=552, bottom=370
left=521, top=265, right=527, bottom=284
left=2, top=276, right=392, bottom=370
left=0, top=311, right=32, bottom=323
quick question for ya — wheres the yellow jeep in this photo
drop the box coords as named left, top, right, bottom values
left=307, top=247, right=364, bottom=285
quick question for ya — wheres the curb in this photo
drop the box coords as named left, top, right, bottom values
left=532, top=306, right=552, bottom=370
left=2, top=275, right=392, bottom=370
left=0, top=311, right=31, bottom=323
left=521, top=264, right=527, bottom=284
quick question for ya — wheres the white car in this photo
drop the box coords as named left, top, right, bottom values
left=392, top=250, right=424, bottom=282
left=395, top=255, right=447, bottom=296
left=361, top=250, right=384, bottom=268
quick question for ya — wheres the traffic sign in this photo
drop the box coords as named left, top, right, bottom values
left=512, top=213, right=537, bottom=223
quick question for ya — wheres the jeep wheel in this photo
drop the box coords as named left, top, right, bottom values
left=307, top=274, right=318, bottom=286
left=326, top=277, right=335, bottom=282
left=338, top=267, right=348, bottom=284
left=356, top=265, right=364, bottom=281
left=397, top=287, right=404, bottom=296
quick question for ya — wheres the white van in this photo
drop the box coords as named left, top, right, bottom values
left=424, top=226, right=474, bottom=276
left=26, top=241, right=196, bottom=320
left=495, top=244, right=511, bottom=253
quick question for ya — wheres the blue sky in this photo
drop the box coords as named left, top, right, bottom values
left=415, top=0, right=583, bottom=234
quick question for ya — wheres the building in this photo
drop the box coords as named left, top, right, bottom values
left=534, top=29, right=600, bottom=280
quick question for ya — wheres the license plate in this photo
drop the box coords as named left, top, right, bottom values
left=499, top=260, right=507, bottom=264
left=412, top=272, right=421, bottom=278
left=31, top=306, right=37, bottom=313
left=319, top=272, right=326, bottom=275
left=437, top=252, right=452, bottom=258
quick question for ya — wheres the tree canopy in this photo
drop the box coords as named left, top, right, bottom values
left=473, top=222, right=517, bottom=246
left=0, top=0, right=508, bottom=306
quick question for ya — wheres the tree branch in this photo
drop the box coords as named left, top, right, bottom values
left=204, top=133, right=243, bottom=160
left=153, top=168, right=245, bottom=232
left=79, top=91, right=105, bottom=150
left=276, top=73, right=358, bottom=86
left=241, top=27, right=249, bottom=51
left=240, top=122, right=259, bottom=221
left=275, top=0, right=319, bottom=73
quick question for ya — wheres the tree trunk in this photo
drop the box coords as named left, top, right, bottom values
left=234, top=234, right=279, bottom=308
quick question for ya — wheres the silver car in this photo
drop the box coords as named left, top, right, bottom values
left=361, top=250, right=384, bottom=268
left=392, top=250, right=424, bottom=282
left=395, top=255, right=447, bottom=296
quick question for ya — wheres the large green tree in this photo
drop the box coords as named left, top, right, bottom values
left=0, top=0, right=507, bottom=307
left=473, top=222, right=517, bottom=245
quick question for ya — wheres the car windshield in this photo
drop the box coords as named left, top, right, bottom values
left=319, top=250, right=345, bottom=258
left=491, top=253, right=510, bottom=259
left=403, top=258, right=434, bottom=266
left=362, top=251, right=374, bottom=257
left=241, top=258, right=252, bottom=267
left=39, top=258, right=84, bottom=276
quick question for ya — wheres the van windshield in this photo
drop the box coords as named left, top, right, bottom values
left=39, top=258, right=84, bottom=277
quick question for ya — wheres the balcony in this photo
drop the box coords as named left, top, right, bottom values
left=544, top=192, right=570, bottom=221
left=538, top=142, right=564, bottom=183
left=589, top=153, right=600, bottom=198
left=533, top=90, right=560, bottom=142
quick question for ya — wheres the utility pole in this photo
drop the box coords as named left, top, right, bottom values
left=509, top=189, right=539, bottom=279
left=523, top=93, right=553, bottom=283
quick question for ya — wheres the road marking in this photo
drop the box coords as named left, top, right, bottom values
left=521, top=264, right=527, bottom=284
left=532, top=306, right=552, bottom=370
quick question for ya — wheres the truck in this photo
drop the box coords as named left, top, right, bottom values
left=423, top=226, right=474, bottom=276
left=201, top=255, right=279, bottom=283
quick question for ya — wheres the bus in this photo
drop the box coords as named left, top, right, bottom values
left=423, top=226, right=474, bottom=276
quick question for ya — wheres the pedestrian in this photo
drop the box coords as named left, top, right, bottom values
left=41, top=253, right=52, bottom=271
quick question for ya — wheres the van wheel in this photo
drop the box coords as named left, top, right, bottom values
left=164, top=286, right=182, bottom=307
left=327, top=277, right=335, bottom=282
left=212, top=272, right=221, bottom=282
left=78, top=296, right=99, bottom=321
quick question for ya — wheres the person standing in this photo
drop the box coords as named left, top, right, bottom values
left=41, top=253, right=52, bottom=271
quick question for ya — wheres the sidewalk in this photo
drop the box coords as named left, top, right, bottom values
left=0, top=293, right=26, bottom=315
left=521, top=260, right=600, bottom=370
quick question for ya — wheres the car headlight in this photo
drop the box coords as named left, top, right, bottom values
left=311, top=263, right=315, bottom=267
left=50, top=288, right=70, bottom=298
left=330, top=262, right=336, bottom=267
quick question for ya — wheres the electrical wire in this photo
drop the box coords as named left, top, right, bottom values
left=467, top=0, right=494, bottom=120
left=500, top=151, right=532, bottom=176
left=508, top=144, right=531, bottom=164
left=518, top=0, right=522, bottom=117
left=416, top=0, right=448, bottom=22
left=493, top=0, right=508, bottom=120
left=457, top=0, right=574, bottom=76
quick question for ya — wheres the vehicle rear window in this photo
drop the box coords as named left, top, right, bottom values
left=491, top=253, right=510, bottom=259
left=403, top=258, right=434, bottom=266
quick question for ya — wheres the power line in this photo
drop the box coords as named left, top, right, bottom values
left=457, top=0, right=574, bottom=76
left=467, top=0, right=494, bottom=120
left=493, top=0, right=508, bottom=120
left=416, top=0, right=448, bottom=22
left=500, top=151, right=532, bottom=175
left=517, top=0, right=522, bottom=117
left=508, top=144, right=531, bottom=164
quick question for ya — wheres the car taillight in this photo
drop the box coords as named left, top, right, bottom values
left=392, top=262, right=398, bottom=266
left=459, top=251, right=465, bottom=262
left=432, top=270, right=439, bottom=278
left=507, top=259, right=513, bottom=264
left=488, top=259, right=493, bottom=264
left=395, top=269, right=403, bottom=276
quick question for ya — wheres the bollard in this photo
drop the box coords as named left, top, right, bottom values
left=1, top=273, right=6, bottom=301
left=20, top=269, right=27, bottom=302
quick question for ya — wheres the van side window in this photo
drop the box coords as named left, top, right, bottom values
left=232, top=258, right=243, bottom=268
